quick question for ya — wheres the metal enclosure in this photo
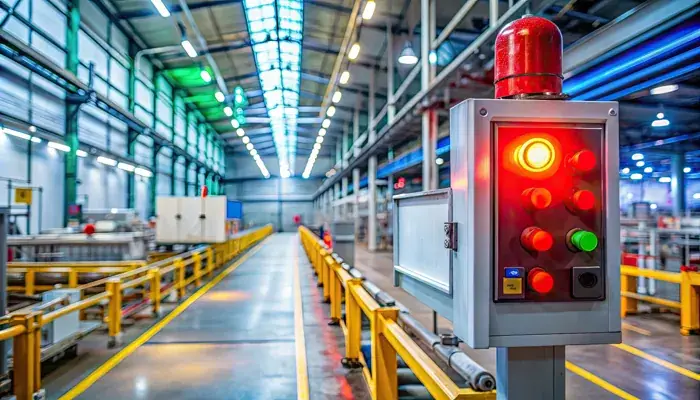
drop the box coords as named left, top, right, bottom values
left=394, top=99, right=621, bottom=349
left=331, top=221, right=356, bottom=265
left=156, top=196, right=228, bottom=244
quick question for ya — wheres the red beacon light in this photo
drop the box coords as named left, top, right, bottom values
left=494, top=15, right=564, bottom=99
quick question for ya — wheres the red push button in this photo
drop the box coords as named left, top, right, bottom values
left=521, top=227, right=553, bottom=252
left=571, top=189, right=595, bottom=211
left=522, top=187, right=552, bottom=210
left=569, top=150, right=596, bottom=172
left=528, top=268, right=554, bottom=294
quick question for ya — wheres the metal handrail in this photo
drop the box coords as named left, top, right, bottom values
left=0, top=325, right=27, bottom=341
left=42, top=292, right=112, bottom=325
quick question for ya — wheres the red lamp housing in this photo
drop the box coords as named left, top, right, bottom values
left=494, top=16, right=564, bottom=99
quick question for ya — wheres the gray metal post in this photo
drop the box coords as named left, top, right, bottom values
left=368, top=69, right=378, bottom=251
left=341, top=176, right=348, bottom=220
left=0, top=208, right=7, bottom=375
left=353, top=168, right=360, bottom=232
left=334, top=182, right=341, bottom=221
left=387, top=20, right=396, bottom=122
left=421, top=0, right=438, bottom=191
left=496, top=346, right=566, bottom=400
left=671, top=153, right=686, bottom=217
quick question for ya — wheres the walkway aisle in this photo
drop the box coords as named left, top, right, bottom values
left=62, top=233, right=365, bottom=400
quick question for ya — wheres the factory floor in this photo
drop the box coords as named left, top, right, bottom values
left=43, top=234, right=368, bottom=400
left=353, top=245, right=700, bottom=400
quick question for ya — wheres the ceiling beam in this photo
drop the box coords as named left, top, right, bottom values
left=116, top=0, right=242, bottom=20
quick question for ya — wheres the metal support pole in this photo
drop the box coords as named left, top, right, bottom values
left=671, top=153, right=686, bottom=217
left=368, top=68, right=378, bottom=251
left=497, top=346, right=566, bottom=400
left=353, top=168, right=360, bottom=232
left=341, top=176, right=348, bottom=220
left=387, top=20, right=396, bottom=122
left=421, top=0, right=438, bottom=191
left=353, top=105, right=360, bottom=158
left=0, top=209, right=7, bottom=375
left=490, top=0, right=500, bottom=27
left=63, top=0, right=80, bottom=226
left=334, top=182, right=340, bottom=221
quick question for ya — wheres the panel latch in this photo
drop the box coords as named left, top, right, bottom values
left=444, top=222, right=457, bottom=251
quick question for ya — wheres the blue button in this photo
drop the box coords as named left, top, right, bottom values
left=505, top=267, right=522, bottom=278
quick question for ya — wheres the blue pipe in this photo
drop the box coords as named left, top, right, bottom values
left=599, top=62, right=700, bottom=101
left=565, top=23, right=699, bottom=96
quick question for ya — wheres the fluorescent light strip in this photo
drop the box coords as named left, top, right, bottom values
left=3, top=128, right=31, bottom=140
left=135, top=167, right=153, bottom=177
left=181, top=40, right=197, bottom=58
left=97, top=156, right=118, bottom=167
left=150, top=0, right=171, bottom=17
left=117, top=162, right=136, bottom=172
left=76, top=149, right=88, bottom=157
left=48, top=141, right=70, bottom=152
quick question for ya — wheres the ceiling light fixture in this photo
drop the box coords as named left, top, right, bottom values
left=650, top=84, right=679, bottom=95
left=398, top=41, right=418, bottom=65
left=332, top=91, right=342, bottom=103
left=150, top=0, right=170, bottom=17
left=339, top=71, right=350, bottom=85
left=348, top=43, right=361, bottom=60
left=362, top=1, right=376, bottom=19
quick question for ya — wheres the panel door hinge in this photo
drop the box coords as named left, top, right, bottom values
left=444, top=222, right=457, bottom=251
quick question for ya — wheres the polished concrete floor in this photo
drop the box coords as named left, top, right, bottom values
left=353, top=244, right=700, bottom=400
left=45, top=234, right=368, bottom=400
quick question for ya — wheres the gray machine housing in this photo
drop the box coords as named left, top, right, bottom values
left=394, top=99, right=621, bottom=349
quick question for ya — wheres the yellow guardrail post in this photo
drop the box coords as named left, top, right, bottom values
left=150, top=267, right=161, bottom=317
left=206, top=248, right=215, bottom=276
left=375, top=308, right=399, bottom=400
left=68, top=271, right=78, bottom=288
left=322, top=255, right=333, bottom=302
left=11, top=311, right=39, bottom=400
left=620, top=270, right=638, bottom=318
left=342, top=279, right=364, bottom=368
left=106, top=279, right=122, bottom=348
left=329, top=264, right=342, bottom=325
left=25, top=271, right=35, bottom=296
left=680, top=270, right=700, bottom=336
left=193, top=253, right=203, bottom=286
left=317, top=248, right=327, bottom=278
left=175, top=258, right=186, bottom=299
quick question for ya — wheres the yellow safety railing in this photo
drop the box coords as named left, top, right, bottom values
left=299, top=226, right=494, bottom=400
left=7, top=261, right=147, bottom=296
left=620, top=265, right=700, bottom=335
left=2, top=224, right=273, bottom=400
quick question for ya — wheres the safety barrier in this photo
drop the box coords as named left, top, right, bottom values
left=0, top=224, right=273, bottom=400
left=7, top=261, right=147, bottom=295
left=620, top=264, right=700, bottom=335
left=299, top=226, right=495, bottom=400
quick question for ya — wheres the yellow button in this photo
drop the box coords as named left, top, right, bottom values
left=503, top=278, right=522, bottom=295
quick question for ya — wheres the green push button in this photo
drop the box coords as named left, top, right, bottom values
left=571, top=230, right=598, bottom=252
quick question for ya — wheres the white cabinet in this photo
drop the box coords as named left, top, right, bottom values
left=156, top=196, right=227, bottom=244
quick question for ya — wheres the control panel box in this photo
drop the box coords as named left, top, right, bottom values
left=393, top=99, right=621, bottom=349
left=156, top=196, right=227, bottom=244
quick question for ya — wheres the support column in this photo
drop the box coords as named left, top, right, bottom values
left=149, top=146, right=159, bottom=217
left=368, top=69, right=378, bottom=252
left=496, top=346, right=566, bottom=400
left=387, top=20, right=396, bottom=122
left=126, top=43, right=139, bottom=209
left=421, top=0, right=438, bottom=191
left=341, top=176, right=348, bottom=220
left=63, top=0, right=80, bottom=226
left=334, top=182, right=341, bottom=221
left=353, top=168, right=360, bottom=233
left=671, top=153, right=686, bottom=217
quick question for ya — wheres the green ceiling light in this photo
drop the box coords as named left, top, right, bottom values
left=233, top=86, right=248, bottom=107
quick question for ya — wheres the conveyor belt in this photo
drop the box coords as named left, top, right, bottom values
left=58, top=234, right=365, bottom=400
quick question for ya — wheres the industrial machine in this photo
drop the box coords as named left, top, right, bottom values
left=393, top=16, right=620, bottom=400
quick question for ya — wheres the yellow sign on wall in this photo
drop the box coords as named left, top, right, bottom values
left=14, top=188, right=32, bottom=205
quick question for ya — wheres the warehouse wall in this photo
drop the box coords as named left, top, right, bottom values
left=225, top=155, right=332, bottom=232
left=0, top=0, right=224, bottom=229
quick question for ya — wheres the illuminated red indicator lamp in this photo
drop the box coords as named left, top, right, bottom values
left=528, top=268, right=554, bottom=294
left=516, top=138, right=555, bottom=172
left=521, top=227, right=553, bottom=252
left=522, top=187, right=552, bottom=210
left=571, top=189, right=595, bottom=211
left=569, top=150, right=596, bottom=172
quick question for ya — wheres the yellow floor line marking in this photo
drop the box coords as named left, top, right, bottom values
left=59, top=237, right=271, bottom=400
left=622, top=322, right=652, bottom=336
left=293, top=242, right=310, bottom=400
left=612, top=343, right=700, bottom=381
left=566, top=361, right=640, bottom=400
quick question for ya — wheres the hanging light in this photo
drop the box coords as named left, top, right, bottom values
left=242, top=136, right=250, bottom=144
left=326, top=106, right=336, bottom=117
left=179, top=23, right=197, bottom=58
left=362, top=1, right=376, bottom=19
left=398, top=41, right=418, bottom=65
left=650, top=84, right=678, bottom=95
left=200, top=69, right=212, bottom=83
left=316, top=136, right=324, bottom=143
left=319, top=128, right=326, bottom=136
left=236, top=128, right=245, bottom=137
left=322, top=119, right=331, bottom=128
left=246, top=143, right=254, bottom=150
left=215, top=92, right=225, bottom=102
left=224, top=106, right=233, bottom=116
left=348, top=43, right=360, bottom=60
left=332, top=91, right=342, bottom=103
left=340, top=71, right=350, bottom=85
left=231, top=119, right=240, bottom=128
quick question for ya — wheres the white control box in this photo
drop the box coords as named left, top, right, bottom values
left=156, top=196, right=227, bottom=244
